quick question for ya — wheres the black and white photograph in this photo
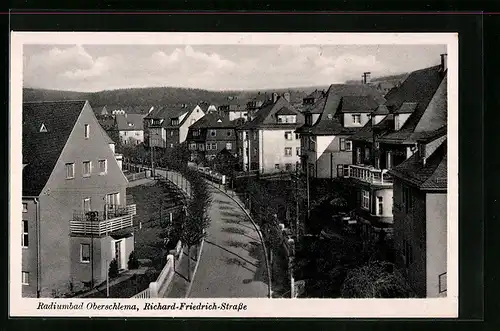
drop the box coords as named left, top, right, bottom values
left=10, top=32, right=458, bottom=317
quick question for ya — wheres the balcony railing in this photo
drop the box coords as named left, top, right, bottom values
left=70, top=204, right=137, bottom=236
left=344, top=164, right=393, bottom=185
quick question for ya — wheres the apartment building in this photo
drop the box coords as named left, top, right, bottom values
left=115, top=113, right=147, bottom=145
left=238, top=93, right=305, bottom=173
left=296, top=84, right=385, bottom=179
left=341, top=56, right=448, bottom=241
left=390, top=136, right=447, bottom=297
left=145, top=104, right=205, bottom=151
left=186, top=111, right=241, bottom=164
left=22, top=100, right=135, bottom=298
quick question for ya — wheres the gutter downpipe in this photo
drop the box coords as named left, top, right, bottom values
left=23, top=196, right=41, bottom=298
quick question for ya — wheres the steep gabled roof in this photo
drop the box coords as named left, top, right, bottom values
left=145, top=104, right=199, bottom=128
left=304, top=89, right=325, bottom=100
left=296, top=83, right=385, bottom=135
left=338, top=95, right=379, bottom=113
left=240, top=96, right=304, bottom=129
left=389, top=138, right=447, bottom=191
left=378, top=65, right=445, bottom=143
left=394, top=102, right=418, bottom=114
left=23, top=100, right=87, bottom=196
left=115, top=114, right=146, bottom=131
left=190, top=112, right=235, bottom=129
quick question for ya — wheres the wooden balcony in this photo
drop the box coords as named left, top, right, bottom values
left=70, top=204, right=136, bottom=236
left=344, top=164, right=393, bottom=186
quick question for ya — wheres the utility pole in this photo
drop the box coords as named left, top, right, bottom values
left=151, top=145, right=155, bottom=178
left=106, top=258, right=109, bottom=297
left=295, top=162, right=300, bottom=241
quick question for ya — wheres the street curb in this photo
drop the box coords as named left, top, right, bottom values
left=185, top=238, right=205, bottom=298
left=207, top=181, right=273, bottom=299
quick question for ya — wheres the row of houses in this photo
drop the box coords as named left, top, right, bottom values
left=156, top=54, right=446, bottom=298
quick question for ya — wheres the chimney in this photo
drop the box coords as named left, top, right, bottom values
left=362, top=72, right=371, bottom=84
left=283, top=92, right=291, bottom=102
left=272, top=92, right=279, bottom=103
left=440, top=53, right=448, bottom=72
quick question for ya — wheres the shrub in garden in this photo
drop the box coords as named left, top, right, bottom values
left=108, top=259, right=119, bottom=279
left=128, top=251, right=140, bottom=270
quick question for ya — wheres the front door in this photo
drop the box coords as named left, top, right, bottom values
left=115, top=241, right=122, bottom=269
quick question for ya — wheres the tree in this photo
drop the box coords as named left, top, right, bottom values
left=108, top=259, right=119, bottom=279
left=128, top=251, right=139, bottom=270
left=340, top=261, right=414, bottom=298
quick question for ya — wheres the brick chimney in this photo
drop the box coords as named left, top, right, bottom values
left=440, top=53, right=448, bottom=72
left=362, top=72, right=371, bottom=84
left=272, top=92, right=279, bottom=103
left=283, top=92, right=291, bottom=102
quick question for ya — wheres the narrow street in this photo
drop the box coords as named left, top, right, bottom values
left=154, top=168, right=268, bottom=298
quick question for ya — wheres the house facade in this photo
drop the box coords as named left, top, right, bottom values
left=22, top=100, right=135, bottom=298
left=186, top=112, right=240, bottom=164
left=341, top=57, right=448, bottom=241
left=296, top=84, right=385, bottom=179
left=238, top=93, right=305, bottom=173
left=390, top=137, right=447, bottom=298
left=115, top=113, right=146, bottom=145
left=145, top=104, right=205, bottom=151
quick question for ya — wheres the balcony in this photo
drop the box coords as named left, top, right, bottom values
left=70, top=204, right=137, bottom=236
left=344, top=164, right=393, bottom=186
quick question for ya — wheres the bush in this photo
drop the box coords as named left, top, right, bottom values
left=128, top=251, right=140, bottom=270
left=108, top=259, right=119, bottom=279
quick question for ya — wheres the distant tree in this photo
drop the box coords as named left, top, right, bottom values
left=210, top=149, right=239, bottom=177
left=341, top=261, right=414, bottom=298
left=108, top=259, right=119, bottom=279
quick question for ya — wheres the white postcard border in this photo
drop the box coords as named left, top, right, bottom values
left=10, top=32, right=459, bottom=318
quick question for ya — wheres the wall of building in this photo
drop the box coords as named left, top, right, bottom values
left=119, top=130, right=144, bottom=145
left=165, top=128, right=180, bottom=150
left=314, top=135, right=353, bottom=178
left=392, top=179, right=428, bottom=297
left=426, top=193, right=447, bottom=297
left=37, top=102, right=128, bottom=297
left=148, top=127, right=166, bottom=148
left=179, top=107, right=205, bottom=143
left=343, top=113, right=370, bottom=128
left=260, top=129, right=301, bottom=173
left=21, top=198, right=39, bottom=297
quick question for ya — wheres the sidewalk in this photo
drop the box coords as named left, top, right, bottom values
left=127, top=177, right=156, bottom=188
left=164, top=244, right=202, bottom=298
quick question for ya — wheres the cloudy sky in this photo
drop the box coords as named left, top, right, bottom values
left=23, top=44, right=446, bottom=92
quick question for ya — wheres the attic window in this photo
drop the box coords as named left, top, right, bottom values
left=128, top=123, right=134, bottom=127
left=217, top=119, right=222, bottom=123
left=39, top=123, right=47, bottom=133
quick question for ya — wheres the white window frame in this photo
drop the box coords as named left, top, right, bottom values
left=226, top=142, right=232, bottom=150
left=22, top=271, right=29, bottom=285
left=352, top=114, right=361, bottom=124
left=83, top=197, right=91, bottom=212
left=82, top=161, right=91, bottom=177
left=285, top=147, right=292, bottom=157
left=296, top=147, right=300, bottom=156
left=22, top=220, right=28, bottom=248
left=295, top=133, right=300, bottom=140
left=80, top=243, right=91, bottom=263
left=346, top=140, right=352, bottom=152
left=361, top=190, right=370, bottom=210
left=285, top=131, right=293, bottom=140
left=84, top=124, right=90, bottom=139
left=98, top=159, right=107, bottom=175
left=65, top=163, right=75, bottom=179
left=210, top=130, right=217, bottom=137
left=106, top=192, right=120, bottom=207
left=377, top=196, right=383, bottom=215
left=22, top=203, right=28, bottom=213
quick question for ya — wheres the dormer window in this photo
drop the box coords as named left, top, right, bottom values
left=352, top=114, right=361, bottom=124
left=305, top=114, right=312, bottom=126
left=39, top=123, right=47, bottom=133
left=171, top=119, right=179, bottom=126
left=193, top=130, right=200, bottom=137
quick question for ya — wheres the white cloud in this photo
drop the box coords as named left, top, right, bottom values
left=23, top=44, right=438, bottom=91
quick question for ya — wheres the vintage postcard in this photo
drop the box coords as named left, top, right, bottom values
left=10, top=32, right=458, bottom=317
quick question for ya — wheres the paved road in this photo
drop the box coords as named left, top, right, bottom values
left=155, top=168, right=268, bottom=298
